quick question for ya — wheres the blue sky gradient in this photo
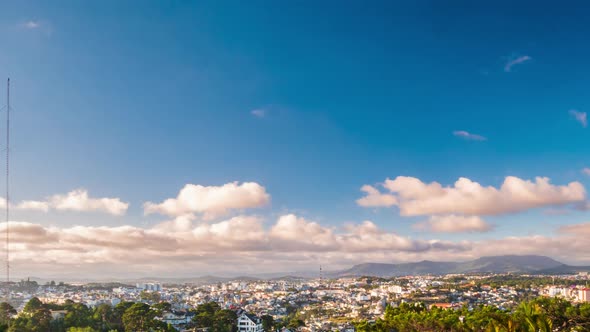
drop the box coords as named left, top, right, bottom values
left=1, top=1, right=590, bottom=276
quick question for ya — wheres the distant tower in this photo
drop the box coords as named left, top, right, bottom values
left=4, top=78, right=9, bottom=304
left=4, top=78, right=10, bottom=330
left=319, top=265, right=323, bottom=287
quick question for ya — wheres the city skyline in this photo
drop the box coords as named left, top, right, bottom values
left=1, top=1, right=590, bottom=277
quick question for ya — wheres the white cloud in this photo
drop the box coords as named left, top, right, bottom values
left=504, top=55, right=531, bottom=72
left=453, top=130, right=486, bottom=141
left=570, top=110, right=587, bottom=128
left=269, top=214, right=339, bottom=251
left=16, top=200, right=50, bottom=212
left=0, top=214, right=471, bottom=276
left=4, top=215, right=590, bottom=276
left=357, top=176, right=585, bottom=216
left=143, top=182, right=270, bottom=218
left=413, top=215, right=492, bottom=233
left=251, top=109, right=266, bottom=118
left=582, top=168, right=590, bottom=176
left=49, top=189, right=128, bottom=215
left=356, top=185, right=398, bottom=207
left=558, top=222, right=590, bottom=236
left=8, top=189, right=129, bottom=216
left=22, top=21, right=40, bottom=29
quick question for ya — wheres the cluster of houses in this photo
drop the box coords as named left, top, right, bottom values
left=4, top=272, right=590, bottom=331
left=544, top=286, right=590, bottom=302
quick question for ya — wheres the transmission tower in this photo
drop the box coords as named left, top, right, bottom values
left=4, top=78, right=10, bottom=308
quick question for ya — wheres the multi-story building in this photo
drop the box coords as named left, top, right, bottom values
left=136, top=283, right=162, bottom=291
left=238, top=312, right=263, bottom=332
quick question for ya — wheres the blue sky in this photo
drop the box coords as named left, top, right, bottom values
left=1, top=1, right=590, bottom=277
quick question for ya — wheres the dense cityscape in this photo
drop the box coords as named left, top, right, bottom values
left=1, top=270, right=590, bottom=331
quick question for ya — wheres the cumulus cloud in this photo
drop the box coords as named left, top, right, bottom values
left=48, top=189, right=128, bottom=215
left=251, top=109, right=266, bottom=118
left=570, top=110, right=588, bottom=128
left=504, top=55, right=531, bottom=72
left=453, top=130, right=487, bottom=141
left=357, top=176, right=585, bottom=216
left=3, top=189, right=128, bottom=215
left=16, top=200, right=50, bottom=212
left=143, top=182, right=270, bottom=218
left=356, top=185, right=398, bottom=207
left=413, top=215, right=493, bottom=233
left=270, top=214, right=339, bottom=251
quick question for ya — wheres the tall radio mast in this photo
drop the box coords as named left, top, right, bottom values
left=5, top=78, right=9, bottom=305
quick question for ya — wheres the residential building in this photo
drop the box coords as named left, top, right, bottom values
left=238, top=312, right=263, bottom=332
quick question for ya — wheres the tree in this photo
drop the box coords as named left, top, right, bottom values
left=64, top=302, right=93, bottom=329
left=260, top=315, right=274, bottom=332
left=286, top=316, right=304, bottom=330
left=152, top=302, right=172, bottom=316
left=92, top=303, right=115, bottom=331
left=191, top=302, right=222, bottom=328
left=210, top=309, right=236, bottom=332
left=139, top=291, right=161, bottom=303
left=0, top=303, right=16, bottom=326
left=122, top=303, right=156, bottom=332
left=113, top=301, right=135, bottom=330
left=25, top=307, right=52, bottom=332
left=68, top=328, right=99, bottom=332
left=23, top=298, right=44, bottom=314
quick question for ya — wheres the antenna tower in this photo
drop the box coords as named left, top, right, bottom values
left=5, top=78, right=10, bottom=306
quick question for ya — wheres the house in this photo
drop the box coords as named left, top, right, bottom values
left=237, top=312, right=263, bottom=332
left=429, top=303, right=454, bottom=310
left=160, top=311, right=192, bottom=325
left=49, top=310, right=67, bottom=321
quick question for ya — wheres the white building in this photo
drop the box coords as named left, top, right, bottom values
left=389, top=285, right=403, bottom=294
left=136, top=283, right=162, bottom=291
left=547, top=287, right=568, bottom=298
left=578, top=288, right=590, bottom=302
left=237, top=312, right=263, bottom=332
left=160, top=312, right=192, bottom=326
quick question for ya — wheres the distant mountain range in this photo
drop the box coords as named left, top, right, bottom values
left=22, top=255, right=590, bottom=284
left=334, top=255, right=590, bottom=277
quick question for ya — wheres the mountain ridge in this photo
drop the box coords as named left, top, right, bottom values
left=20, top=255, right=590, bottom=283
left=334, top=255, right=569, bottom=277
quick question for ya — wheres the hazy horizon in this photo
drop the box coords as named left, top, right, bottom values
left=1, top=1, right=590, bottom=278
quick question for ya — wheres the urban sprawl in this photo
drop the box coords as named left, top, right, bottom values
left=2, top=271, right=590, bottom=331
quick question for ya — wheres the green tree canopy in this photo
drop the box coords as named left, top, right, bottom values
left=122, top=303, right=156, bottom=332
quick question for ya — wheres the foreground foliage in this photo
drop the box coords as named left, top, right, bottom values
left=0, top=298, right=175, bottom=332
left=355, top=297, right=590, bottom=332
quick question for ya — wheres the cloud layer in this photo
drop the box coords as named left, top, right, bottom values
left=414, top=215, right=493, bottom=233
left=2, top=177, right=588, bottom=276
left=357, top=176, right=585, bottom=216
left=3, top=216, right=590, bottom=276
left=0, top=214, right=470, bottom=276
